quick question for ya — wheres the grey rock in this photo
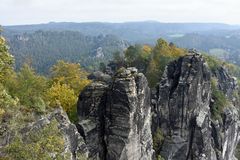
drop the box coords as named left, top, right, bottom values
left=212, top=66, right=238, bottom=101
left=95, top=47, right=104, bottom=58
left=153, top=52, right=240, bottom=160
left=220, top=106, right=239, bottom=160
left=25, top=108, right=89, bottom=160
left=211, top=66, right=240, bottom=160
left=0, top=107, right=89, bottom=160
left=77, top=51, right=240, bottom=160
left=77, top=67, right=154, bottom=160
left=154, top=53, right=213, bottom=160
left=105, top=68, right=154, bottom=160
left=77, top=82, right=108, bottom=160
left=51, top=109, right=89, bottom=160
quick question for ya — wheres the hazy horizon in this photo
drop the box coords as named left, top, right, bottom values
left=3, top=21, right=240, bottom=27
left=1, top=0, right=240, bottom=26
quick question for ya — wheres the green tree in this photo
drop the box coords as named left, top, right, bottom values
left=210, top=78, right=229, bottom=120
left=124, top=45, right=151, bottom=72
left=0, top=33, right=14, bottom=83
left=0, top=84, right=18, bottom=118
left=125, top=45, right=141, bottom=64
left=153, top=127, right=165, bottom=154
left=99, top=62, right=106, bottom=72
left=8, top=64, right=47, bottom=112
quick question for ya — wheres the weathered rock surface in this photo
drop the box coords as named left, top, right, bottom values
left=77, top=67, right=154, bottom=160
left=0, top=107, right=88, bottom=160
left=78, top=51, right=240, bottom=160
left=153, top=52, right=240, bottom=160
left=77, top=81, right=108, bottom=159
left=25, top=108, right=89, bottom=160
left=211, top=66, right=240, bottom=160
left=105, top=67, right=153, bottom=160
left=212, top=66, right=238, bottom=101
left=154, top=53, right=214, bottom=160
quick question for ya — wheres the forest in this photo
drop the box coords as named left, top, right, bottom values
left=4, top=30, right=129, bottom=74
left=2, top=26, right=240, bottom=159
left=4, top=22, right=240, bottom=76
left=2, top=0, right=240, bottom=158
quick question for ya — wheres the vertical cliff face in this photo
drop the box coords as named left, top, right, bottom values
left=77, top=68, right=154, bottom=160
left=105, top=68, right=153, bottom=160
left=77, top=82, right=108, bottom=159
left=77, top=51, right=240, bottom=160
left=153, top=53, right=214, bottom=159
left=153, top=51, right=240, bottom=160
left=211, top=67, right=240, bottom=160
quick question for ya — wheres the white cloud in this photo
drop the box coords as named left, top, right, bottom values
left=0, top=0, right=240, bottom=25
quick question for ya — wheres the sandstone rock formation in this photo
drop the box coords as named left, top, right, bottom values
left=105, top=68, right=153, bottom=160
left=24, top=109, right=89, bottom=160
left=77, top=68, right=154, bottom=160
left=0, top=108, right=88, bottom=160
left=153, top=52, right=240, bottom=160
left=77, top=51, right=240, bottom=160
left=77, top=81, right=108, bottom=159
left=211, top=66, right=240, bottom=160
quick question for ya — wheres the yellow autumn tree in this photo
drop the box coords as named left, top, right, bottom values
left=142, top=45, right=152, bottom=54
left=146, top=39, right=186, bottom=87
left=169, top=42, right=186, bottom=58
left=139, top=45, right=152, bottom=63
left=50, top=60, right=91, bottom=95
left=48, top=60, right=91, bottom=122
left=46, top=82, right=77, bottom=113
left=0, top=33, right=19, bottom=117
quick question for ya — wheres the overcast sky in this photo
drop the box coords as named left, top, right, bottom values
left=1, top=0, right=240, bottom=25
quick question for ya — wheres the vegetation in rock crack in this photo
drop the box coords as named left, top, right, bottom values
left=204, top=54, right=240, bottom=121
left=204, top=54, right=240, bottom=78
left=157, top=155, right=165, bottom=160
left=210, top=78, right=229, bottom=121
left=153, top=128, right=165, bottom=159
left=235, top=143, right=240, bottom=159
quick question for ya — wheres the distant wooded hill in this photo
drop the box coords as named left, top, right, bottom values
left=3, top=21, right=240, bottom=43
left=3, top=21, right=240, bottom=72
left=170, top=32, right=240, bottom=66
left=3, top=30, right=128, bottom=74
